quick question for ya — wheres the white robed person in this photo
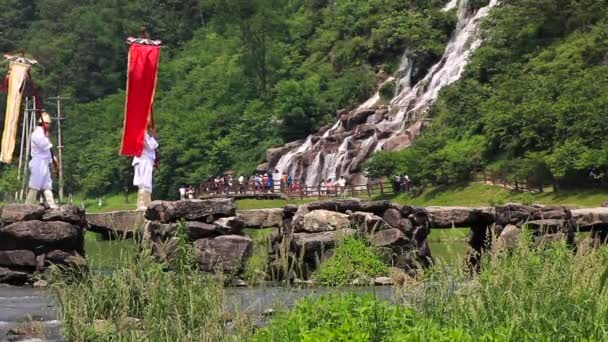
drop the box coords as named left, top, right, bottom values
left=26, top=112, right=58, bottom=208
left=133, top=130, right=158, bottom=209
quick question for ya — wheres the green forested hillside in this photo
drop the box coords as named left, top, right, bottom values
left=1, top=0, right=454, bottom=197
left=366, top=0, right=608, bottom=189
left=1, top=0, right=607, bottom=199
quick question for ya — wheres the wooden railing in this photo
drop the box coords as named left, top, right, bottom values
left=197, top=180, right=399, bottom=199
left=472, top=171, right=546, bottom=193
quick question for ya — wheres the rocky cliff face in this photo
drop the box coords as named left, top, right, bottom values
left=264, top=0, right=500, bottom=186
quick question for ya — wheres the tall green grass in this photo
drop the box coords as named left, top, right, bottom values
left=417, top=232, right=608, bottom=340
left=51, top=223, right=251, bottom=341
left=258, top=233, right=608, bottom=341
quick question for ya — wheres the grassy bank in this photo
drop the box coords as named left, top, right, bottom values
left=58, top=225, right=608, bottom=340
left=71, top=193, right=138, bottom=213
left=236, top=183, right=608, bottom=209
left=376, top=183, right=608, bottom=208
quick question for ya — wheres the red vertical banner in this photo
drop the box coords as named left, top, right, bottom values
left=120, top=43, right=161, bottom=157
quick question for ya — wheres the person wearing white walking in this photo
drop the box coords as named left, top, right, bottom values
left=133, top=130, right=158, bottom=210
left=26, top=112, right=58, bottom=208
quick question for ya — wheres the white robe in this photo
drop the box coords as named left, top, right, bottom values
left=28, top=126, right=53, bottom=191
left=132, top=133, right=158, bottom=192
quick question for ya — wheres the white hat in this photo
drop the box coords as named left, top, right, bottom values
left=39, top=112, right=52, bottom=124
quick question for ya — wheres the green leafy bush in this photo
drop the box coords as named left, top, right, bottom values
left=254, top=293, right=473, bottom=342
left=313, top=237, right=389, bottom=286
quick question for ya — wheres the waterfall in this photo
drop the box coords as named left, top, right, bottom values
left=272, top=0, right=499, bottom=186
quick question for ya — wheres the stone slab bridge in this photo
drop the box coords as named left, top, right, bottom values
left=7, top=199, right=605, bottom=286
left=86, top=199, right=608, bottom=280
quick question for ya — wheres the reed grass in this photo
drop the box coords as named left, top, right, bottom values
left=50, top=223, right=252, bottom=341
left=259, top=231, right=608, bottom=341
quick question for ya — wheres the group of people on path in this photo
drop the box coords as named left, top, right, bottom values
left=320, top=177, right=347, bottom=195
left=178, top=185, right=195, bottom=200
left=393, top=174, right=411, bottom=192
left=202, top=170, right=349, bottom=196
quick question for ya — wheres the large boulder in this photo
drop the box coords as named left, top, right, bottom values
left=426, top=206, right=495, bottom=228
left=0, top=220, right=83, bottom=253
left=369, top=228, right=409, bottom=248
left=305, top=199, right=391, bottom=216
left=494, top=204, right=537, bottom=226
left=495, top=224, right=520, bottom=250
left=193, top=235, right=253, bottom=273
left=307, top=199, right=362, bottom=213
left=341, top=108, right=376, bottom=128
left=381, top=208, right=413, bottom=233
left=526, top=219, right=568, bottom=232
left=186, top=222, right=220, bottom=240
left=299, top=210, right=351, bottom=233
left=147, top=222, right=177, bottom=242
left=0, top=250, right=36, bottom=268
left=495, top=204, right=570, bottom=227
left=148, top=219, right=243, bottom=242
left=87, top=210, right=145, bottom=238
left=0, top=267, right=32, bottom=285
left=291, top=229, right=356, bottom=259
left=571, top=208, right=608, bottom=231
left=359, top=201, right=392, bottom=216
left=42, top=205, right=86, bottom=227
left=0, top=204, right=45, bottom=226
left=213, top=216, right=245, bottom=234
left=350, top=211, right=391, bottom=233
left=145, top=199, right=236, bottom=223
left=237, top=208, right=284, bottom=228
left=44, top=250, right=87, bottom=268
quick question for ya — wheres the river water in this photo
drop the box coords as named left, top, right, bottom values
left=0, top=286, right=62, bottom=341
left=0, top=284, right=402, bottom=341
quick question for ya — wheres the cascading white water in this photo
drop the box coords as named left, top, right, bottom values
left=272, top=0, right=499, bottom=186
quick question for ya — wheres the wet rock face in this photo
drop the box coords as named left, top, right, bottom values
left=145, top=199, right=252, bottom=276
left=0, top=204, right=87, bottom=285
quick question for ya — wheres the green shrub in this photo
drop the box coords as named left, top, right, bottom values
left=313, top=237, right=389, bottom=286
left=254, top=293, right=473, bottom=342
left=379, top=80, right=397, bottom=102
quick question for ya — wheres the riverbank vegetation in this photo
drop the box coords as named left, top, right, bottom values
left=60, top=226, right=608, bottom=340
left=257, top=234, right=608, bottom=341
left=53, top=228, right=252, bottom=341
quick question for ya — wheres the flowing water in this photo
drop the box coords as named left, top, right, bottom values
left=273, top=0, right=499, bottom=186
left=0, top=286, right=63, bottom=341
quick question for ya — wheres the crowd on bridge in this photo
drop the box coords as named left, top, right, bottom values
left=199, top=169, right=351, bottom=196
